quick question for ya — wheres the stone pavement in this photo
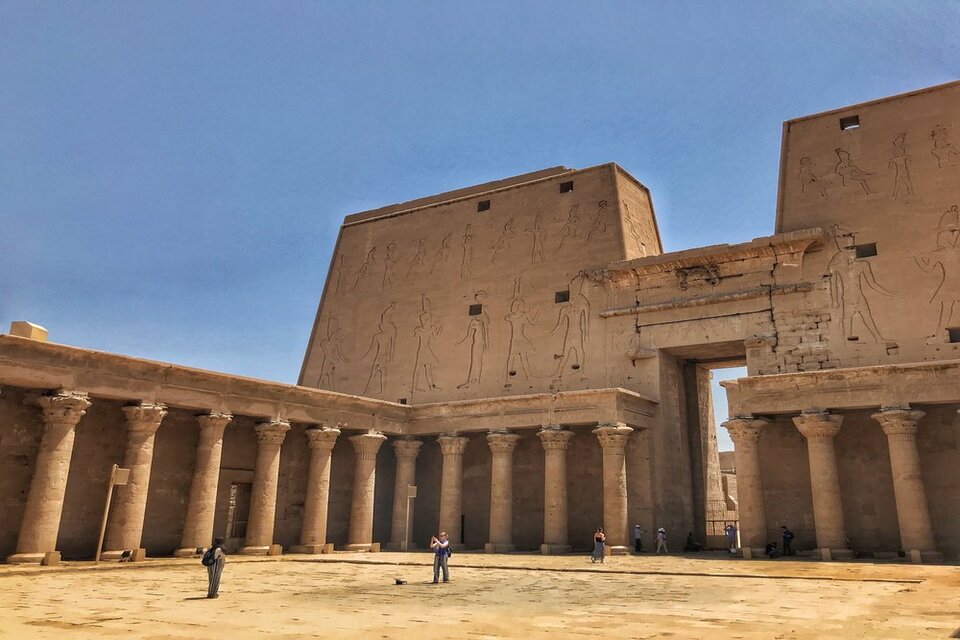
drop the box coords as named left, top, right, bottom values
left=0, top=552, right=957, bottom=639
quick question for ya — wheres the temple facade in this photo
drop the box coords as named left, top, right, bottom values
left=2, top=80, right=958, bottom=564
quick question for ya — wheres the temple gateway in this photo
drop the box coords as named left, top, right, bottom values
left=2, top=81, right=959, bottom=564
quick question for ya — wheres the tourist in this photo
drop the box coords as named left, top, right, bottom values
left=683, top=532, right=702, bottom=552
left=633, top=524, right=644, bottom=553
left=656, top=528, right=669, bottom=554
left=765, top=541, right=782, bottom=559
left=591, top=527, right=606, bottom=563
left=201, top=537, right=226, bottom=599
left=430, top=531, right=451, bottom=583
left=781, top=525, right=795, bottom=556
left=724, top=523, right=738, bottom=554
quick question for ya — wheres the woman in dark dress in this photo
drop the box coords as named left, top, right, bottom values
left=591, top=527, right=606, bottom=563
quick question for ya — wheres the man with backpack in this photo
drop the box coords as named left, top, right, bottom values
left=201, top=538, right=226, bottom=598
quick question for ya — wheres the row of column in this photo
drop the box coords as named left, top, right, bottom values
left=724, top=405, right=941, bottom=562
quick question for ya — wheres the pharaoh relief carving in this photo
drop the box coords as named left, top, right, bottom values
left=586, top=200, right=609, bottom=243
left=504, top=278, right=541, bottom=381
left=316, top=317, right=348, bottom=391
left=492, top=219, right=516, bottom=263
left=826, top=225, right=893, bottom=342
left=525, top=214, right=546, bottom=264
left=834, top=148, right=874, bottom=195
left=412, top=294, right=443, bottom=392
left=931, top=124, right=960, bottom=169
left=885, top=133, right=913, bottom=198
left=457, top=291, right=489, bottom=389
left=461, top=224, right=474, bottom=279
left=431, top=233, right=453, bottom=273
left=353, top=247, right=377, bottom=289
left=363, top=303, right=398, bottom=396
left=621, top=201, right=648, bottom=256
left=557, top=205, right=581, bottom=250
left=335, top=255, right=349, bottom=293
left=798, top=157, right=830, bottom=200
left=408, top=239, right=427, bottom=276
left=831, top=133, right=915, bottom=199
left=915, top=205, right=960, bottom=335
left=548, top=274, right=591, bottom=378
left=382, top=242, right=399, bottom=290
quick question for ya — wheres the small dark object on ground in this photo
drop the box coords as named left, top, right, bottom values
left=394, top=578, right=407, bottom=585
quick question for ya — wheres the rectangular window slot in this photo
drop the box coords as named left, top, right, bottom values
left=948, top=328, right=960, bottom=343
left=477, top=200, right=490, bottom=212
left=559, top=181, right=574, bottom=193
left=839, top=115, right=860, bottom=131
left=469, top=303, right=483, bottom=316
left=555, top=290, right=570, bottom=303
left=854, top=243, right=877, bottom=259
left=398, top=398, right=408, bottom=405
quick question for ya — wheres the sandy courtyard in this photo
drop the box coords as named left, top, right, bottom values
left=0, top=553, right=957, bottom=639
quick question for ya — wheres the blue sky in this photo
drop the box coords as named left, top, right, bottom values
left=2, top=2, right=959, bottom=449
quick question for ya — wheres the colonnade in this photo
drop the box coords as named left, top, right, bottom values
left=6, top=388, right=641, bottom=563
left=723, top=405, right=942, bottom=562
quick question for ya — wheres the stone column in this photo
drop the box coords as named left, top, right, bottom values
left=388, top=438, right=422, bottom=550
left=347, top=430, right=387, bottom=551
left=485, top=431, right=520, bottom=553
left=437, top=433, right=468, bottom=549
left=538, top=426, right=574, bottom=554
left=594, top=422, right=633, bottom=554
left=174, top=413, right=232, bottom=557
left=722, top=416, right=769, bottom=556
left=793, top=410, right=852, bottom=559
left=7, top=390, right=91, bottom=564
left=292, top=425, right=341, bottom=554
left=240, top=420, right=291, bottom=555
left=103, top=402, right=168, bottom=559
left=872, top=406, right=941, bottom=562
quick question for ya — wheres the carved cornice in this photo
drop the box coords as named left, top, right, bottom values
left=306, top=426, right=341, bottom=450
left=437, top=434, right=469, bottom=456
left=35, top=390, right=91, bottom=428
left=537, top=427, right=573, bottom=451
left=123, top=402, right=168, bottom=434
left=255, top=419, right=291, bottom=445
left=392, top=438, right=424, bottom=459
left=792, top=411, right=842, bottom=439
left=872, top=407, right=924, bottom=437
left=593, top=422, right=633, bottom=450
left=486, top=431, right=520, bottom=453
left=722, top=417, right=769, bottom=445
left=349, top=430, right=387, bottom=460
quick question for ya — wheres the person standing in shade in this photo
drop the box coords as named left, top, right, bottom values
left=201, top=537, right=226, bottom=599
left=781, top=526, right=795, bottom=556
left=633, top=524, right=644, bottom=553
left=724, top=523, right=738, bottom=554
left=430, top=531, right=451, bottom=583
left=591, top=527, right=606, bottom=563
left=656, top=528, right=669, bottom=554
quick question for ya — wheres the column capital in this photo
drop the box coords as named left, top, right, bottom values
left=537, top=427, right=573, bottom=450
left=255, top=419, right=291, bottom=445
left=793, top=410, right=842, bottom=439
left=306, top=426, right=341, bottom=450
left=349, top=430, right=387, bottom=460
left=437, top=434, right=469, bottom=456
left=392, top=438, right=423, bottom=459
left=593, top=423, right=633, bottom=449
left=872, top=406, right=925, bottom=436
left=196, top=412, right=232, bottom=438
left=722, top=417, right=769, bottom=445
left=35, top=390, right=91, bottom=427
left=487, top=431, right=520, bottom=453
left=123, top=402, right=168, bottom=434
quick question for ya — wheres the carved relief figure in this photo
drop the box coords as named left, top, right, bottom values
left=335, top=254, right=349, bottom=293
left=504, top=278, right=541, bottom=380
left=677, top=265, right=721, bottom=290
left=525, top=214, right=546, bottom=264
left=363, top=303, right=398, bottom=395
left=798, top=156, right=829, bottom=200
left=316, top=317, right=348, bottom=391
left=587, top=200, right=609, bottom=243
left=930, top=125, right=960, bottom=169
left=915, top=205, right=960, bottom=335
left=557, top=205, right=581, bottom=250
left=408, top=239, right=427, bottom=276
left=549, top=274, right=591, bottom=378
left=457, top=291, right=489, bottom=389
left=884, top=133, right=913, bottom=198
left=461, top=224, right=474, bottom=279
left=431, top=233, right=452, bottom=273
left=353, top=247, right=377, bottom=289
left=834, top=149, right=874, bottom=195
left=412, top=294, right=443, bottom=391
left=382, top=242, right=398, bottom=290
left=491, top=218, right=515, bottom=263
left=826, top=225, right=893, bottom=342
left=621, top=201, right=647, bottom=256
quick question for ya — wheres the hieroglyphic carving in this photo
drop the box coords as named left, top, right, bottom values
left=408, top=240, right=426, bottom=276
left=504, top=278, right=541, bottom=380
left=834, top=149, right=874, bottom=195
left=525, top=214, right=546, bottom=264
left=316, top=317, right=348, bottom=391
left=412, top=294, right=443, bottom=392
left=798, top=157, right=829, bottom=200
left=586, top=200, right=608, bottom=242
left=931, top=124, right=960, bottom=169
left=885, top=133, right=913, bottom=198
left=492, top=219, right=515, bottom=263
left=353, top=247, right=377, bottom=289
left=549, top=274, right=591, bottom=378
left=382, top=242, right=398, bottom=290
left=461, top=224, right=474, bottom=279
left=457, top=291, right=489, bottom=389
left=431, top=233, right=452, bottom=273
left=557, top=205, right=581, bottom=250
left=915, top=205, right=960, bottom=335
left=826, top=225, right=893, bottom=342
left=677, top=265, right=721, bottom=291
left=362, top=303, right=397, bottom=395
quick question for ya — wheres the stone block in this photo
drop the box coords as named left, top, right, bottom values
left=267, top=544, right=283, bottom=556
left=369, top=543, right=381, bottom=553
left=131, top=548, right=147, bottom=562
left=41, top=551, right=60, bottom=566
left=9, top=321, right=48, bottom=341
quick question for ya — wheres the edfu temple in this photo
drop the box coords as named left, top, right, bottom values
left=3, top=81, right=959, bottom=565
